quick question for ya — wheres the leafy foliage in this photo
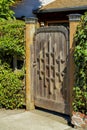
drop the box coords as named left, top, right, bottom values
left=0, top=0, right=25, bottom=109
left=0, top=20, right=25, bottom=109
left=73, top=12, right=87, bottom=114
left=0, top=63, right=25, bottom=109
left=0, top=0, right=22, bottom=21
left=0, top=0, right=15, bottom=21
left=0, top=20, right=25, bottom=66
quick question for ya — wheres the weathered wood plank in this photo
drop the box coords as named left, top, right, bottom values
left=35, top=97, right=70, bottom=115
left=33, top=26, right=70, bottom=115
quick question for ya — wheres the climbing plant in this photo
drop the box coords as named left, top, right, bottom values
left=73, top=12, right=87, bottom=114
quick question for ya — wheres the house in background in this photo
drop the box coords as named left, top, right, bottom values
left=13, top=0, right=87, bottom=25
left=33, top=0, right=87, bottom=26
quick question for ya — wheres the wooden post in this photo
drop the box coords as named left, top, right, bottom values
left=68, top=14, right=81, bottom=115
left=25, top=17, right=38, bottom=110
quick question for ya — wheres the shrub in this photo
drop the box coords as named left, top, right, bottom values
left=0, top=20, right=25, bottom=109
left=0, top=63, right=25, bottom=109
left=0, top=20, right=25, bottom=66
left=73, top=12, right=87, bottom=114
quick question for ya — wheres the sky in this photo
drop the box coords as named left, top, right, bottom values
left=13, top=0, right=55, bottom=18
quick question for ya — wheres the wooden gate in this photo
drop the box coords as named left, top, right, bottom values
left=32, top=26, right=70, bottom=115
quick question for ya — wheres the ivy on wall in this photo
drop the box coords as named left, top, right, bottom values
left=73, top=12, right=87, bottom=114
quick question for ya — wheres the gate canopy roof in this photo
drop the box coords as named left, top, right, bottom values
left=34, top=0, right=87, bottom=13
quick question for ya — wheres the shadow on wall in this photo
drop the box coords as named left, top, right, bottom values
left=12, top=0, right=43, bottom=18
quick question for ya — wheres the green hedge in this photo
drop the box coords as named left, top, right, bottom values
left=0, top=20, right=25, bottom=64
left=0, top=20, right=25, bottom=109
left=0, top=64, right=25, bottom=109
left=73, top=12, right=87, bottom=114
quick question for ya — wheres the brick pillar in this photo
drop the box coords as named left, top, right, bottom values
left=68, top=14, right=81, bottom=115
left=25, top=17, right=38, bottom=110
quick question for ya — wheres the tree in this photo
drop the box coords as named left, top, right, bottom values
left=0, top=0, right=22, bottom=21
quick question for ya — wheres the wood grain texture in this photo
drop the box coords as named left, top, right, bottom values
left=32, top=26, right=70, bottom=115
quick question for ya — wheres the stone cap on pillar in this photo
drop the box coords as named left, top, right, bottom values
left=68, top=14, right=81, bottom=22
left=25, top=17, right=38, bottom=24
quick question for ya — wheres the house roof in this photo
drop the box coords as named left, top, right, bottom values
left=34, top=0, right=87, bottom=13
